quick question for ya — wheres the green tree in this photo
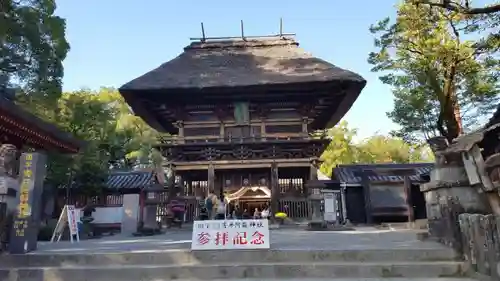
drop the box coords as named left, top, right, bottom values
left=319, top=121, right=361, bottom=176
left=44, top=88, right=165, bottom=195
left=357, top=135, right=434, bottom=164
left=1, top=0, right=70, bottom=111
left=368, top=1, right=500, bottom=142
left=319, top=122, right=433, bottom=176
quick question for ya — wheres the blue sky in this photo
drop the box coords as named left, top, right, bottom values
left=57, top=0, right=399, bottom=140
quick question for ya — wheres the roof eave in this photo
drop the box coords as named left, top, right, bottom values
left=0, top=98, right=85, bottom=153
left=325, top=79, right=367, bottom=128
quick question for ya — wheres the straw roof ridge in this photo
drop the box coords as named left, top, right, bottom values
left=184, top=37, right=299, bottom=51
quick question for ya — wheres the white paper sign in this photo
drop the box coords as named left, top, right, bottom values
left=191, top=219, right=270, bottom=250
left=50, top=205, right=80, bottom=243
left=66, top=205, right=78, bottom=236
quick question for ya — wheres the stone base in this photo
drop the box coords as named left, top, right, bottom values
left=307, top=221, right=326, bottom=230
left=307, top=222, right=355, bottom=231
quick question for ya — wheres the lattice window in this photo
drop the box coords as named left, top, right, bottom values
left=279, top=178, right=304, bottom=194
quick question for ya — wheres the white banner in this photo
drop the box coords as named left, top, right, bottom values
left=50, top=205, right=80, bottom=243
left=191, top=219, right=270, bottom=250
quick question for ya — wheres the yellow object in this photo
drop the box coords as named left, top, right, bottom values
left=275, top=212, right=287, bottom=218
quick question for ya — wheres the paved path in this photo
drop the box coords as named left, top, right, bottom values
left=33, top=228, right=446, bottom=254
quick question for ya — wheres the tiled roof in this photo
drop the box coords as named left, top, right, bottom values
left=106, top=171, right=157, bottom=190
left=61, top=171, right=158, bottom=190
left=332, top=163, right=434, bottom=184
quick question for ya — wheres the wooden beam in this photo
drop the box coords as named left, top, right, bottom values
left=403, top=176, right=415, bottom=223
left=173, top=158, right=316, bottom=166
left=208, top=163, right=215, bottom=195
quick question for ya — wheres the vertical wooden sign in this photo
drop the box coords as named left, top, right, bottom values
left=9, top=152, right=46, bottom=254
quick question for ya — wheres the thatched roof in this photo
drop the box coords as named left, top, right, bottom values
left=119, top=37, right=366, bottom=93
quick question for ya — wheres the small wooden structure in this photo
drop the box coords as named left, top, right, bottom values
left=119, top=31, right=366, bottom=221
left=332, top=163, right=432, bottom=224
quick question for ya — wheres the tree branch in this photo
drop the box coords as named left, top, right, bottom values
left=414, top=0, right=500, bottom=15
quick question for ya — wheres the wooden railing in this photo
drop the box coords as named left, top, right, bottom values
left=158, top=135, right=317, bottom=145
left=430, top=196, right=499, bottom=280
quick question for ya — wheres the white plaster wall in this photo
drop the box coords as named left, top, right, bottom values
left=75, top=206, right=123, bottom=224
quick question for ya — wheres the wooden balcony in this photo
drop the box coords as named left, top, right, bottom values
left=157, top=134, right=320, bottom=145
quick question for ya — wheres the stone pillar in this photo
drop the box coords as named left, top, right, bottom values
left=421, top=164, right=491, bottom=219
left=270, top=162, right=279, bottom=216
left=0, top=144, right=20, bottom=251
left=9, top=152, right=46, bottom=254
left=423, top=136, right=491, bottom=237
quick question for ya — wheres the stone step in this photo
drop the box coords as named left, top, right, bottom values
left=0, top=261, right=467, bottom=281
left=85, top=279, right=476, bottom=281
left=0, top=248, right=459, bottom=267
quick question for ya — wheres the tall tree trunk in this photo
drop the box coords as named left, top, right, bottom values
left=439, top=61, right=462, bottom=142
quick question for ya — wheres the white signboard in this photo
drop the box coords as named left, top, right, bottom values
left=50, top=205, right=80, bottom=243
left=66, top=205, right=79, bottom=236
left=191, top=219, right=270, bottom=250
left=323, top=192, right=337, bottom=222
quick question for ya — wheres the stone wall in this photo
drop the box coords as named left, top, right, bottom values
left=431, top=196, right=500, bottom=280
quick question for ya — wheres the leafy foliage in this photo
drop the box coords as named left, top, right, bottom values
left=0, top=0, right=70, bottom=109
left=44, top=88, right=165, bottom=196
left=319, top=121, right=433, bottom=177
left=368, top=1, right=500, bottom=142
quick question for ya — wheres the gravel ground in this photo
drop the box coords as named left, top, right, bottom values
left=32, top=227, right=446, bottom=254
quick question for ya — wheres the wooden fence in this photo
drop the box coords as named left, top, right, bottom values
left=430, top=196, right=500, bottom=280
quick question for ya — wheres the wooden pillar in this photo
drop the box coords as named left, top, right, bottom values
left=177, top=121, right=184, bottom=144
left=357, top=169, right=373, bottom=224
left=178, top=174, right=185, bottom=196
left=404, top=176, right=415, bottom=223
left=270, top=162, right=279, bottom=216
left=208, top=163, right=215, bottom=196
left=307, top=162, right=318, bottom=196
left=309, top=164, right=318, bottom=180
left=261, top=120, right=266, bottom=140
left=219, top=122, right=225, bottom=142
left=186, top=175, right=193, bottom=197
left=302, top=117, right=309, bottom=138
left=166, top=163, right=176, bottom=201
